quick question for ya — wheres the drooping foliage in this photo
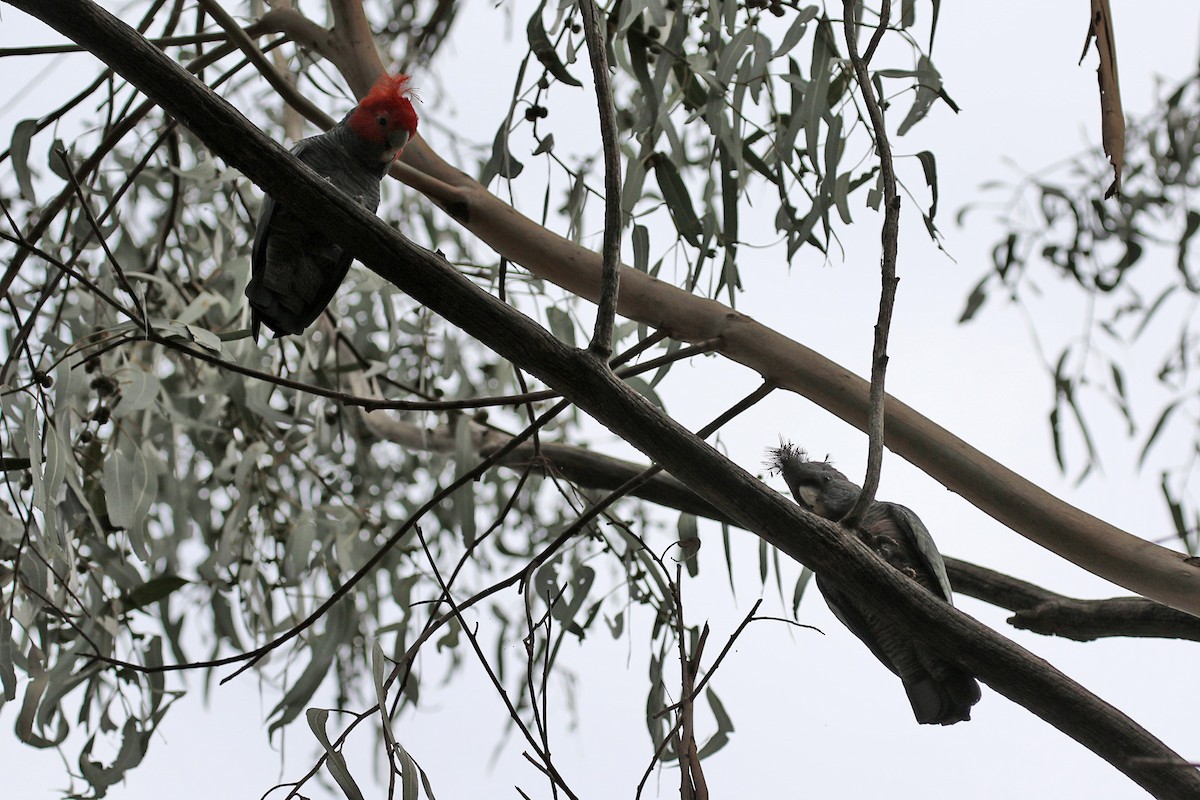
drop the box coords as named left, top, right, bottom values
left=0, top=1, right=950, bottom=795
left=961, top=70, right=1200, bottom=555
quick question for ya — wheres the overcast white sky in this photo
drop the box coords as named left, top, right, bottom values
left=3, top=2, right=1200, bottom=799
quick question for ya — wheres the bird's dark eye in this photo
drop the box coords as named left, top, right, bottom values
left=377, top=114, right=388, bottom=126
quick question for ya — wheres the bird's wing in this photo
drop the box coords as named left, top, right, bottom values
left=299, top=248, right=354, bottom=329
left=886, top=503, right=955, bottom=603
left=249, top=139, right=312, bottom=280
left=247, top=139, right=318, bottom=337
left=248, top=139, right=350, bottom=338
left=295, top=166, right=388, bottom=329
left=249, top=192, right=275, bottom=279
left=246, top=188, right=277, bottom=339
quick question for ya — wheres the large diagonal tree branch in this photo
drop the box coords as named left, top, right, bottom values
left=250, top=3, right=1200, bottom=617
left=19, top=3, right=1200, bottom=796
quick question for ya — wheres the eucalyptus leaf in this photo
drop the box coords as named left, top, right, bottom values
left=112, top=367, right=161, bottom=417
left=527, top=0, right=583, bottom=87
left=11, top=118, right=38, bottom=203
left=651, top=154, right=702, bottom=246
left=307, top=709, right=366, bottom=800
left=545, top=306, right=576, bottom=347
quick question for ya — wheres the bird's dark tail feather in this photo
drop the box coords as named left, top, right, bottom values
left=903, top=671, right=981, bottom=725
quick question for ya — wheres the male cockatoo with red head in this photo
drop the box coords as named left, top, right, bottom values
left=246, top=73, right=418, bottom=338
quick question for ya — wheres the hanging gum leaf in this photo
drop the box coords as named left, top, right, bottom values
left=527, top=1, right=583, bottom=88
left=649, top=152, right=702, bottom=246
left=11, top=118, right=38, bottom=203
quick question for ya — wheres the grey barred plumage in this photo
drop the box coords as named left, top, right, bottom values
left=768, top=442, right=981, bottom=725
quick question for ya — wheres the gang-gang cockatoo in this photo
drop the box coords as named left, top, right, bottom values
left=246, top=73, right=418, bottom=338
left=769, top=443, right=981, bottom=725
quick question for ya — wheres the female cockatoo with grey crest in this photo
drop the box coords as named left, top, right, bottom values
left=769, top=442, right=981, bottom=725
left=246, top=73, right=418, bottom=338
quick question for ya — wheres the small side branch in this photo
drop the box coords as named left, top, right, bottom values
left=672, top=568, right=709, bottom=800
left=196, top=0, right=333, bottom=129
left=417, top=527, right=579, bottom=800
left=841, top=0, right=899, bottom=525
left=578, top=0, right=622, bottom=359
left=946, top=558, right=1200, bottom=643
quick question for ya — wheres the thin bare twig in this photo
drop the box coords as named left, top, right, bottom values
left=635, top=714, right=686, bottom=800
left=56, top=149, right=147, bottom=324
left=0, top=32, right=232, bottom=58
left=356, top=338, right=715, bottom=411
left=673, top=564, right=709, bottom=800
left=274, top=465, right=540, bottom=800
left=524, top=579, right=561, bottom=800
left=196, top=0, right=334, bottom=130
left=841, top=0, right=899, bottom=526
left=0, top=231, right=130, bottom=320
left=387, top=467, right=536, bottom=714
left=577, top=0, right=622, bottom=358
left=416, top=528, right=579, bottom=800
left=657, top=599, right=776, bottom=720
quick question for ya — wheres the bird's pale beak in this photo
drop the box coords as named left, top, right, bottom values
left=797, top=485, right=821, bottom=513
left=384, top=130, right=412, bottom=161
